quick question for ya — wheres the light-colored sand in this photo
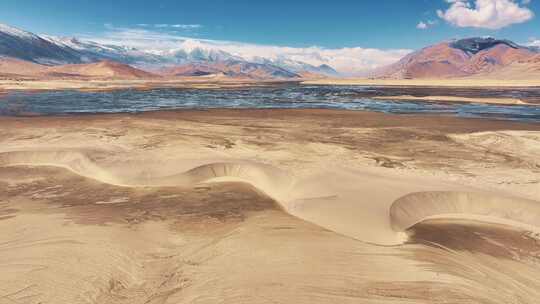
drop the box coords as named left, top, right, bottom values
left=0, top=149, right=466, bottom=244
left=304, top=77, right=540, bottom=87
left=0, top=78, right=299, bottom=92
left=2, top=77, right=540, bottom=95
left=373, top=94, right=528, bottom=105
left=1, top=109, right=540, bottom=303
left=390, top=191, right=540, bottom=232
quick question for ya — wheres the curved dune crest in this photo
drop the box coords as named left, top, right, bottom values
left=152, top=162, right=294, bottom=201
left=0, top=150, right=118, bottom=184
left=0, top=150, right=293, bottom=201
left=5, top=150, right=540, bottom=246
left=390, top=191, right=540, bottom=232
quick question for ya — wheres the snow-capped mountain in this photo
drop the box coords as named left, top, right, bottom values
left=0, top=24, right=83, bottom=65
left=252, top=56, right=339, bottom=76
left=159, top=59, right=300, bottom=79
left=42, top=36, right=165, bottom=65
left=0, top=23, right=340, bottom=77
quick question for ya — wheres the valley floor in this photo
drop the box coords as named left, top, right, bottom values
left=1, top=109, right=540, bottom=303
left=305, top=77, right=540, bottom=89
left=0, top=78, right=298, bottom=92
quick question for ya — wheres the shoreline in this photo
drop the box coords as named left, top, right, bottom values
left=3, top=77, right=540, bottom=92
left=0, top=107, right=540, bottom=126
left=372, top=95, right=529, bottom=105
left=0, top=78, right=300, bottom=94
left=2, top=79, right=540, bottom=108
left=303, top=77, right=540, bottom=88
left=1, top=108, right=538, bottom=131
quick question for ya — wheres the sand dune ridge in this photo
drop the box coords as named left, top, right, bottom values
left=0, top=150, right=294, bottom=201
left=0, top=150, right=118, bottom=184
left=4, top=150, right=540, bottom=246
left=390, top=191, right=540, bottom=232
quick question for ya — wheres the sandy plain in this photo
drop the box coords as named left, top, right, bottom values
left=1, top=109, right=540, bottom=303
left=372, top=95, right=529, bottom=105
left=0, top=78, right=299, bottom=93
left=304, top=77, right=540, bottom=87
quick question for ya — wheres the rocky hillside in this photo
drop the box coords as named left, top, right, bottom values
left=377, top=37, right=538, bottom=79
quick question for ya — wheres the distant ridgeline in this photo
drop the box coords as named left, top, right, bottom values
left=0, top=23, right=338, bottom=79
left=375, top=37, right=540, bottom=79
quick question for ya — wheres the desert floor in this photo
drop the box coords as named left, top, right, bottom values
left=1, top=109, right=540, bottom=303
left=304, top=77, right=540, bottom=88
left=0, top=78, right=298, bottom=93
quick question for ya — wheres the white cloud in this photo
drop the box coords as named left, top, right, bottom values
left=417, top=19, right=438, bottom=30
left=134, top=23, right=202, bottom=29
left=417, top=19, right=438, bottom=29
left=83, top=26, right=411, bottom=75
left=437, top=0, right=534, bottom=29
left=417, top=21, right=428, bottom=29
left=526, top=39, right=540, bottom=46
left=171, top=24, right=202, bottom=29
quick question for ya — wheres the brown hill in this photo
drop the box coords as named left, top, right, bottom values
left=48, top=60, right=157, bottom=79
left=378, top=38, right=538, bottom=79
left=462, top=44, right=534, bottom=75
left=160, top=63, right=223, bottom=77
left=470, top=54, right=540, bottom=80
left=0, top=58, right=157, bottom=79
left=160, top=60, right=300, bottom=80
left=377, top=43, right=469, bottom=79
left=0, top=57, right=48, bottom=77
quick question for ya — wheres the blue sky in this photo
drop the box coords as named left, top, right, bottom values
left=1, top=0, right=539, bottom=74
left=1, top=0, right=539, bottom=49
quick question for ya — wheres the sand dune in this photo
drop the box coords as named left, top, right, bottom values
left=3, top=164, right=540, bottom=303
left=2, top=110, right=540, bottom=303
left=0, top=150, right=292, bottom=200
left=152, top=162, right=294, bottom=201
left=390, top=191, right=540, bottom=232
left=0, top=150, right=118, bottom=184
left=2, top=148, right=539, bottom=246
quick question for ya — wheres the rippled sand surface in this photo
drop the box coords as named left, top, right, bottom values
left=1, top=109, right=540, bottom=303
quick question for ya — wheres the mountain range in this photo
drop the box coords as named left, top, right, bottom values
left=1, top=23, right=539, bottom=81
left=0, top=23, right=338, bottom=80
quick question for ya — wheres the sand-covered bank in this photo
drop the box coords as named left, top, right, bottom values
left=0, top=78, right=300, bottom=93
left=373, top=94, right=529, bottom=105
left=1, top=109, right=540, bottom=303
left=304, top=77, right=540, bottom=88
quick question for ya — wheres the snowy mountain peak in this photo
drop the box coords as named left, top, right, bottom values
left=0, top=23, right=341, bottom=77
left=0, top=23, right=37, bottom=39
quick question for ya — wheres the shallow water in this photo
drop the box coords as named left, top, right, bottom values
left=1, top=84, right=540, bottom=122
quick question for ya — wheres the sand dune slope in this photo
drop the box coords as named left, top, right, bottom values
left=2, top=149, right=540, bottom=246
left=2, top=165, right=540, bottom=303
left=1, top=110, right=540, bottom=303
left=0, top=150, right=292, bottom=200
left=390, top=191, right=540, bottom=232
